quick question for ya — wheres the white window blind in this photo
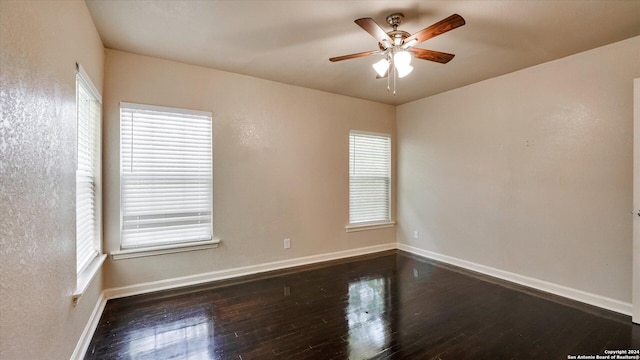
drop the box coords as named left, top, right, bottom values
left=349, top=131, right=391, bottom=224
left=120, top=102, right=212, bottom=249
left=76, top=65, right=101, bottom=274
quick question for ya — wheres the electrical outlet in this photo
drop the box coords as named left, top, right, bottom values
left=413, top=230, right=419, bottom=239
left=284, top=238, right=291, bottom=249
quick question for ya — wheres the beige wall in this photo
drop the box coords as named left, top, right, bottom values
left=102, top=50, right=396, bottom=288
left=397, top=36, right=640, bottom=303
left=0, top=1, right=104, bottom=359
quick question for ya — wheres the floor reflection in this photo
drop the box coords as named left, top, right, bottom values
left=125, top=310, right=213, bottom=359
left=86, top=253, right=639, bottom=359
left=347, top=277, right=389, bottom=359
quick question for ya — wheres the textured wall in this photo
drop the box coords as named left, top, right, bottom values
left=397, top=36, right=640, bottom=303
left=102, top=50, right=397, bottom=289
left=0, top=1, right=104, bottom=359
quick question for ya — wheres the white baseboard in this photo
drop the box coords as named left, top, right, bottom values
left=104, top=243, right=396, bottom=300
left=397, top=243, right=632, bottom=316
left=70, top=292, right=107, bottom=360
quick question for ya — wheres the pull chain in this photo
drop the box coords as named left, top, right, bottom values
left=393, top=63, right=397, bottom=96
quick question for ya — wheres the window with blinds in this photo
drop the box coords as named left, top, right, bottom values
left=76, top=65, right=101, bottom=274
left=120, top=103, right=212, bottom=249
left=349, top=131, right=391, bottom=224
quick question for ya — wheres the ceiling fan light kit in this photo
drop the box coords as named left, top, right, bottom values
left=330, top=12, right=465, bottom=95
left=396, top=63, right=413, bottom=79
left=394, top=50, right=412, bottom=65
left=372, top=58, right=390, bottom=77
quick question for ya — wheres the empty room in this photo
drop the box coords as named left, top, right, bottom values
left=1, top=0, right=640, bottom=359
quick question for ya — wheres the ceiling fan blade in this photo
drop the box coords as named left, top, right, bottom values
left=329, top=50, right=382, bottom=62
left=411, top=48, right=456, bottom=64
left=355, top=18, right=393, bottom=48
left=403, top=14, right=465, bottom=46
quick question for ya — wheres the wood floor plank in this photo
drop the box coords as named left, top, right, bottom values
left=85, top=252, right=639, bottom=359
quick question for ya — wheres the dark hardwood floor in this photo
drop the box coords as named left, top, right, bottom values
left=85, top=251, right=639, bottom=359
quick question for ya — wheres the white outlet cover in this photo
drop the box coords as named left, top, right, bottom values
left=413, top=231, right=419, bottom=239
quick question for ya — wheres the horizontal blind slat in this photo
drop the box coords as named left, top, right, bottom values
left=76, top=71, right=100, bottom=273
left=349, top=132, right=391, bottom=224
left=120, top=104, right=213, bottom=248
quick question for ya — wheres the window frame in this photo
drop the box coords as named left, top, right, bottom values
left=73, top=63, right=106, bottom=304
left=346, top=130, right=395, bottom=232
left=114, top=102, right=218, bottom=259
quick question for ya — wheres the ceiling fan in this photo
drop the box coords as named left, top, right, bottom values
left=330, top=13, right=465, bottom=93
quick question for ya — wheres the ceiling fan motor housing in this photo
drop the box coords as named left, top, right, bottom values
left=379, top=13, right=411, bottom=49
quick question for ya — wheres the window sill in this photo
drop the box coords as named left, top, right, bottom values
left=73, top=254, right=107, bottom=306
left=110, top=239, right=221, bottom=260
left=345, top=221, right=396, bottom=233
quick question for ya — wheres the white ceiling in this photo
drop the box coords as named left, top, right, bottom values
left=85, top=0, right=640, bottom=106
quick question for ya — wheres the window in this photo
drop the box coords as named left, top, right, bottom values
left=348, top=131, right=392, bottom=227
left=120, top=103, right=213, bottom=250
left=76, top=64, right=101, bottom=274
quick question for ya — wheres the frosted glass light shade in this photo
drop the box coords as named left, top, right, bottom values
left=394, top=51, right=412, bottom=66
left=372, top=59, right=390, bottom=77
left=396, top=63, right=413, bottom=78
